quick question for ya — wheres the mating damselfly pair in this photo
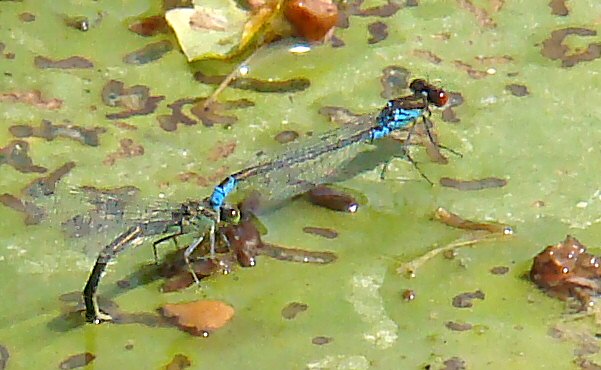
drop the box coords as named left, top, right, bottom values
left=83, top=79, right=454, bottom=324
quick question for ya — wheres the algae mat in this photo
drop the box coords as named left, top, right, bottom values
left=1, top=0, right=601, bottom=369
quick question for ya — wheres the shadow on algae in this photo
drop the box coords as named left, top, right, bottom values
left=1, top=0, right=601, bottom=369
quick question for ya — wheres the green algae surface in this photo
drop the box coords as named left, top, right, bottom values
left=1, top=0, right=601, bottom=369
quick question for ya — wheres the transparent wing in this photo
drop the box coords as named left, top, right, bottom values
left=227, top=114, right=401, bottom=209
left=14, top=184, right=202, bottom=257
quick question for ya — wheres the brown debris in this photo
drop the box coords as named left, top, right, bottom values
left=337, top=0, right=401, bottom=29
left=413, top=49, right=442, bottom=64
left=10, top=120, right=106, bottom=146
left=0, top=90, right=62, bottom=110
left=103, top=138, right=144, bottom=166
left=123, top=40, right=173, bottom=65
left=302, top=226, right=338, bottom=239
left=441, top=91, right=463, bottom=123
left=194, top=71, right=311, bottom=93
left=452, top=290, right=485, bottom=308
left=474, top=55, right=513, bottom=65
left=161, top=258, right=225, bottom=292
left=330, top=34, right=345, bottom=47
left=112, top=121, right=138, bottom=130
left=58, top=352, right=95, bottom=370
left=549, top=0, right=569, bottom=16
left=164, top=354, right=191, bottom=370
left=189, top=100, right=235, bottom=127
left=490, top=266, right=509, bottom=275
left=285, top=0, right=338, bottom=41
left=443, top=356, right=466, bottom=370
left=228, top=220, right=337, bottom=265
left=439, top=176, right=507, bottom=191
left=190, top=98, right=254, bottom=127
left=222, top=220, right=262, bottom=267
left=158, top=220, right=337, bottom=292
left=506, top=83, right=529, bottom=97
left=445, top=321, right=473, bottom=331
left=63, top=15, right=90, bottom=31
left=0, top=140, right=47, bottom=173
left=312, top=336, right=333, bottom=345
left=34, top=55, right=94, bottom=69
left=541, top=28, right=601, bottom=68
left=434, top=207, right=512, bottom=234
left=158, top=221, right=259, bottom=292
left=455, top=0, right=495, bottom=28
left=398, top=209, right=512, bottom=277
left=453, top=60, right=489, bottom=79
left=306, top=185, right=359, bottom=213
left=281, top=302, right=308, bottom=319
left=530, top=236, right=601, bottom=308
left=128, top=15, right=170, bottom=36
left=359, top=1, right=401, bottom=17
left=163, top=0, right=193, bottom=10
left=274, top=130, right=300, bottom=144
left=441, top=107, right=460, bottom=123
left=367, top=21, right=388, bottom=44
left=157, top=97, right=202, bottom=131
left=401, top=289, right=416, bottom=301
left=101, top=80, right=165, bottom=120
left=260, top=244, right=337, bottom=264
left=18, top=12, right=35, bottom=22
left=505, top=84, right=530, bottom=97
left=161, top=300, right=235, bottom=336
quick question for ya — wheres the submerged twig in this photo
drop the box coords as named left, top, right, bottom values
left=397, top=207, right=514, bottom=277
left=202, top=50, right=259, bottom=110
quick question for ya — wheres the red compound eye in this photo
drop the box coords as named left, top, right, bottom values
left=435, top=90, right=449, bottom=107
left=427, top=88, right=448, bottom=107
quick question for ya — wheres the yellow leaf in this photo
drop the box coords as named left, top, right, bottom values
left=165, top=0, right=249, bottom=61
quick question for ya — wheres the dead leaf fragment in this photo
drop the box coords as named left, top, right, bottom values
left=161, top=300, right=235, bottom=336
left=285, top=0, right=338, bottom=41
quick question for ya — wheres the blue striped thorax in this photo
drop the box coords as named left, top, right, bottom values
left=373, top=100, right=424, bottom=140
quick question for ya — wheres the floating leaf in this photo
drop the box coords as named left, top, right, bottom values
left=165, top=0, right=249, bottom=61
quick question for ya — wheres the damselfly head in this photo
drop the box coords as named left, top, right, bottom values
left=409, top=79, right=428, bottom=95
left=409, top=79, right=448, bottom=107
left=221, top=205, right=241, bottom=224
left=429, top=88, right=448, bottom=107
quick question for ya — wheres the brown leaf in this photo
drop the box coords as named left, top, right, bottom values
left=161, top=300, right=235, bottom=336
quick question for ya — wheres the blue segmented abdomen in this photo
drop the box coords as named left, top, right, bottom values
left=207, top=98, right=426, bottom=213
left=210, top=176, right=237, bottom=211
